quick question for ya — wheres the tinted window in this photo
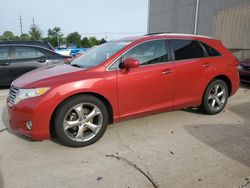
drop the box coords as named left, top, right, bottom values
left=201, top=42, right=221, bottom=56
left=14, top=47, right=44, bottom=59
left=123, top=40, right=168, bottom=66
left=0, top=47, right=9, bottom=60
left=171, top=40, right=205, bottom=60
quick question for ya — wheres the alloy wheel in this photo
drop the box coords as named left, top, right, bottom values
left=63, top=103, right=103, bottom=142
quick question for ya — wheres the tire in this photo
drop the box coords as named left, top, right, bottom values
left=200, top=79, right=229, bottom=115
left=54, top=95, right=109, bottom=147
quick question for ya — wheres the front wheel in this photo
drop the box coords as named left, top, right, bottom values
left=54, top=95, right=109, bottom=147
left=200, top=79, right=229, bottom=115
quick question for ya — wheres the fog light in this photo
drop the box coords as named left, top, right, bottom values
left=26, top=121, right=32, bottom=130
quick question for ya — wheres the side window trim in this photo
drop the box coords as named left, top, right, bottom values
left=165, top=40, right=173, bottom=62
left=198, top=41, right=209, bottom=57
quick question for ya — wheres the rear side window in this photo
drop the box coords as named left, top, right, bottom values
left=0, top=47, right=10, bottom=60
left=201, top=42, right=221, bottom=57
left=171, top=39, right=205, bottom=60
left=14, top=47, right=44, bottom=59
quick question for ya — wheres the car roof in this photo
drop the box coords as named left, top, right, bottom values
left=0, top=40, right=54, bottom=50
left=0, top=43, right=66, bottom=56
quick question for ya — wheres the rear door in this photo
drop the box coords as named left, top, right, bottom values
left=169, top=39, right=211, bottom=108
left=9, top=46, right=48, bottom=80
left=0, top=46, right=11, bottom=86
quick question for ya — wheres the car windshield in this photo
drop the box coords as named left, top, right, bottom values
left=71, top=41, right=130, bottom=68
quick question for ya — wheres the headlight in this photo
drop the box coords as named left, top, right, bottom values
left=237, top=64, right=244, bottom=70
left=14, top=87, right=50, bottom=104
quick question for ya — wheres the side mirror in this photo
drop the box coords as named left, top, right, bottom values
left=122, top=57, right=139, bottom=70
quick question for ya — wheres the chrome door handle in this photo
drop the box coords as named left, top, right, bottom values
left=162, top=70, right=174, bottom=75
left=203, top=63, right=212, bottom=68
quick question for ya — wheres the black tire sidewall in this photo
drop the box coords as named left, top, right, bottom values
left=202, top=79, right=229, bottom=115
left=54, top=95, right=109, bottom=147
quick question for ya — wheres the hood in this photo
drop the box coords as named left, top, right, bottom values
left=240, top=59, right=250, bottom=67
left=13, top=64, right=84, bottom=88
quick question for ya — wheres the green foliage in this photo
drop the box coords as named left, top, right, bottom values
left=81, top=37, right=90, bottom=48
left=47, top=27, right=63, bottom=47
left=20, top=33, right=29, bottom=40
left=100, top=38, right=107, bottom=44
left=66, top=32, right=81, bottom=47
left=0, top=31, right=15, bottom=40
left=0, top=26, right=108, bottom=48
left=88, top=37, right=100, bottom=46
left=29, top=25, right=42, bottom=40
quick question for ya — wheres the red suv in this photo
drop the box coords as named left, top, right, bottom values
left=7, top=34, right=240, bottom=147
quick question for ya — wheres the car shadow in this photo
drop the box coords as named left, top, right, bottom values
left=184, top=102, right=250, bottom=167
left=240, top=83, right=250, bottom=89
left=181, top=107, right=204, bottom=115
left=0, top=86, right=9, bottom=90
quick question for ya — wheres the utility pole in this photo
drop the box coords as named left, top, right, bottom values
left=32, top=17, right=35, bottom=27
left=105, top=32, right=108, bottom=41
left=19, top=15, right=23, bottom=35
left=194, top=0, right=200, bottom=35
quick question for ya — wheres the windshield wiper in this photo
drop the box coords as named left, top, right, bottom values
left=70, top=64, right=83, bottom=68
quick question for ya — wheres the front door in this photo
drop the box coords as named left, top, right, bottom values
left=9, top=46, right=47, bottom=81
left=116, top=40, right=174, bottom=118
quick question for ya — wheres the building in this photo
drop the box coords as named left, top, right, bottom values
left=148, top=0, right=250, bottom=60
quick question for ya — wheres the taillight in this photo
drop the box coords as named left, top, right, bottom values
left=233, top=57, right=240, bottom=66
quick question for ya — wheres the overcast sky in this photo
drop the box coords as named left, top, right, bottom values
left=0, top=0, right=149, bottom=40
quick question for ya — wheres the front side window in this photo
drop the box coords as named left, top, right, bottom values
left=14, top=47, right=44, bottom=59
left=123, top=40, right=168, bottom=66
left=171, top=39, right=205, bottom=60
left=0, top=47, right=9, bottom=60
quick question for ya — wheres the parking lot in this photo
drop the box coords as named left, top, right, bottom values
left=0, top=85, right=250, bottom=188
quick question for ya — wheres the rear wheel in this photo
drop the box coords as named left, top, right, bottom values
left=54, top=95, right=109, bottom=147
left=200, top=79, right=229, bottom=115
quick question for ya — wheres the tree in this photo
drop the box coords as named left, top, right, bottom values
left=20, top=33, right=29, bottom=40
left=66, top=32, right=81, bottom=47
left=99, top=38, right=107, bottom=44
left=88, top=37, right=99, bottom=47
left=47, top=27, right=63, bottom=47
left=0, top=31, right=15, bottom=40
left=81, top=37, right=90, bottom=48
left=29, top=25, right=42, bottom=40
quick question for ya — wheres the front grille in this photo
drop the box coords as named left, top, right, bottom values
left=9, top=86, right=19, bottom=104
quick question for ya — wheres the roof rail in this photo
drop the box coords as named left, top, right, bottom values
left=145, top=32, right=172, bottom=36
left=145, top=32, right=212, bottom=39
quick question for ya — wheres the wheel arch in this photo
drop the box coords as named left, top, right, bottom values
left=201, top=74, right=232, bottom=107
left=210, top=75, right=232, bottom=95
left=49, top=92, right=114, bottom=137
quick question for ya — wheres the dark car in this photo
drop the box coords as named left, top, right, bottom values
left=238, top=59, right=250, bottom=84
left=0, top=40, right=54, bottom=51
left=0, top=44, right=71, bottom=86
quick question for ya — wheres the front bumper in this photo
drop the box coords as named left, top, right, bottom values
left=7, top=97, right=52, bottom=140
